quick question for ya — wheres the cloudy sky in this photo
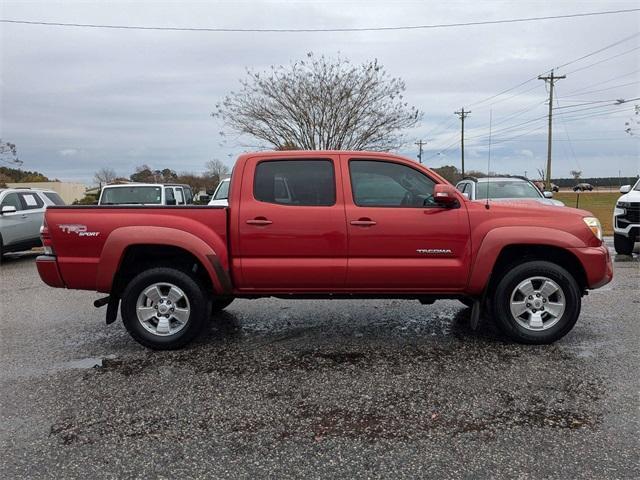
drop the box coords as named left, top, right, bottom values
left=1, top=0, right=639, bottom=184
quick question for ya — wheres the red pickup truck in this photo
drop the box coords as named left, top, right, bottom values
left=36, top=151, right=612, bottom=349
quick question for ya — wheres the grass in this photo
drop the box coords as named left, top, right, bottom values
left=554, top=192, right=619, bottom=235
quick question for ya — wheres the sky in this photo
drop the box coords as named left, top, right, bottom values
left=1, top=0, right=639, bottom=185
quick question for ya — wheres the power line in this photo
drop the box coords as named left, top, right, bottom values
left=2, top=8, right=639, bottom=33
left=561, top=69, right=640, bottom=96
left=560, top=81, right=639, bottom=98
left=562, top=45, right=640, bottom=75
left=554, top=32, right=640, bottom=70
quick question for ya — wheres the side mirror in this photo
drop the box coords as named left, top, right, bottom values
left=433, top=184, right=460, bottom=207
left=1, top=205, right=17, bottom=214
left=543, top=191, right=553, bottom=198
left=620, top=185, right=631, bottom=194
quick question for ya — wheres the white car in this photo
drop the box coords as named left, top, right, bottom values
left=613, top=179, right=640, bottom=255
left=99, top=183, right=193, bottom=206
left=456, top=177, right=564, bottom=206
left=0, top=187, right=65, bottom=260
left=208, top=178, right=230, bottom=206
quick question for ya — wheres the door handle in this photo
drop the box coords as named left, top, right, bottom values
left=350, top=218, right=376, bottom=226
left=246, top=218, right=273, bottom=226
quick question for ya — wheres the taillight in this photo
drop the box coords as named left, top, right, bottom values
left=40, top=219, right=55, bottom=255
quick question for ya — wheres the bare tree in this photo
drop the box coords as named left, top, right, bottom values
left=570, top=170, right=582, bottom=180
left=205, top=159, right=229, bottom=180
left=0, top=139, right=23, bottom=166
left=213, top=53, right=421, bottom=151
left=94, top=167, right=118, bottom=186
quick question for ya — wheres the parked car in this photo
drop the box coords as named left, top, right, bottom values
left=613, top=179, right=640, bottom=255
left=573, top=183, right=593, bottom=192
left=456, top=177, right=564, bottom=206
left=208, top=178, right=230, bottom=206
left=98, top=183, right=193, bottom=206
left=37, top=151, right=611, bottom=349
left=0, top=187, right=65, bottom=261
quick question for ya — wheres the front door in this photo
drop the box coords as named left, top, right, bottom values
left=237, top=156, right=348, bottom=291
left=342, top=156, right=471, bottom=291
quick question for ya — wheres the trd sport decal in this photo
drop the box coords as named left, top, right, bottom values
left=58, top=224, right=100, bottom=237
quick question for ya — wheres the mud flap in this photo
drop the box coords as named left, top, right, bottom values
left=106, top=297, right=120, bottom=325
left=470, top=300, right=481, bottom=330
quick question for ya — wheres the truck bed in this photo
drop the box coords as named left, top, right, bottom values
left=42, top=206, right=229, bottom=291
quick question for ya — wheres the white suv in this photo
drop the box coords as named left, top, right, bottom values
left=0, top=188, right=65, bottom=261
left=613, top=178, right=640, bottom=255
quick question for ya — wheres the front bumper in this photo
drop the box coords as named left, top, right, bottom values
left=36, top=255, right=66, bottom=288
left=569, top=245, right=613, bottom=290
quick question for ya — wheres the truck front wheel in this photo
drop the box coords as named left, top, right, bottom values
left=491, top=261, right=581, bottom=344
left=614, top=233, right=634, bottom=255
left=121, top=267, right=207, bottom=350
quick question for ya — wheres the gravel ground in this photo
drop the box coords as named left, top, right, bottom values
left=1, top=243, right=638, bottom=479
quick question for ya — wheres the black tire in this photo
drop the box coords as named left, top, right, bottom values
left=121, top=267, right=208, bottom=350
left=211, top=297, right=234, bottom=314
left=491, top=261, right=581, bottom=345
left=614, top=233, right=634, bottom=255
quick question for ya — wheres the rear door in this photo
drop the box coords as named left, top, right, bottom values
left=342, top=156, right=471, bottom=291
left=236, top=156, right=347, bottom=290
left=18, top=191, right=45, bottom=242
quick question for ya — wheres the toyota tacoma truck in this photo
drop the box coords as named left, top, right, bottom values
left=36, top=151, right=613, bottom=349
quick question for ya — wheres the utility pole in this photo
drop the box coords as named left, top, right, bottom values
left=454, top=108, right=470, bottom=176
left=415, top=139, right=426, bottom=163
left=538, top=69, right=565, bottom=190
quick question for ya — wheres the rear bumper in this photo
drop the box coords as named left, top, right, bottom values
left=36, top=255, right=66, bottom=288
left=569, top=245, right=613, bottom=290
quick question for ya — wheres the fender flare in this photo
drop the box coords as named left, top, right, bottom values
left=96, top=226, right=230, bottom=294
left=467, top=226, right=586, bottom=295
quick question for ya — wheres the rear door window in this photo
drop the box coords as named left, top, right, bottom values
left=254, top=160, right=335, bottom=206
left=19, top=192, right=44, bottom=210
left=165, top=187, right=175, bottom=205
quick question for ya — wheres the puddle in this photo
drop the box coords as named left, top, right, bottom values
left=57, top=355, right=117, bottom=370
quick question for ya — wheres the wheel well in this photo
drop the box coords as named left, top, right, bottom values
left=489, top=244, right=588, bottom=292
left=112, top=244, right=214, bottom=297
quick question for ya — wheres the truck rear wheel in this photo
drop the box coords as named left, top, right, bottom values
left=491, top=261, right=581, bottom=344
left=121, top=267, right=207, bottom=350
left=614, top=233, right=634, bottom=255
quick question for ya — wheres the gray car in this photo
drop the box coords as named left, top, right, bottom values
left=0, top=188, right=65, bottom=260
left=455, top=177, right=565, bottom=206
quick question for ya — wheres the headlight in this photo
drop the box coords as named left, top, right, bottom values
left=583, top=217, right=603, bottom=241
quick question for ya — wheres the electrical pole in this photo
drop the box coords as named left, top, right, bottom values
left=538, top=69, right=565, bottom=190
left=415, top=140, right=426, bottom=163
left=454, top=108, right=470, bottom=176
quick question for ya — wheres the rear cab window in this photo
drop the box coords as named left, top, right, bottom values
left=254, top=159, right=335, bottom=206
left=101, top=186, right=162, bottom=205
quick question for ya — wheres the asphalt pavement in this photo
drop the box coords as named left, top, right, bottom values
left=1, top=244, right=638, bottom=479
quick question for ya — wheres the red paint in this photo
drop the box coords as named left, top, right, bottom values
left=36, top=150, right=613, bottom=297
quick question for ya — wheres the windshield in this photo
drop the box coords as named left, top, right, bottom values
left=101, top=186, right=162, bottom=205
left=214, top=180, right=230, bottom=200
left=475, top=181, right=542, bottom=199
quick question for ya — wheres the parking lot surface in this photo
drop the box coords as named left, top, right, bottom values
left=1, top=246, right=638, bottom=479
